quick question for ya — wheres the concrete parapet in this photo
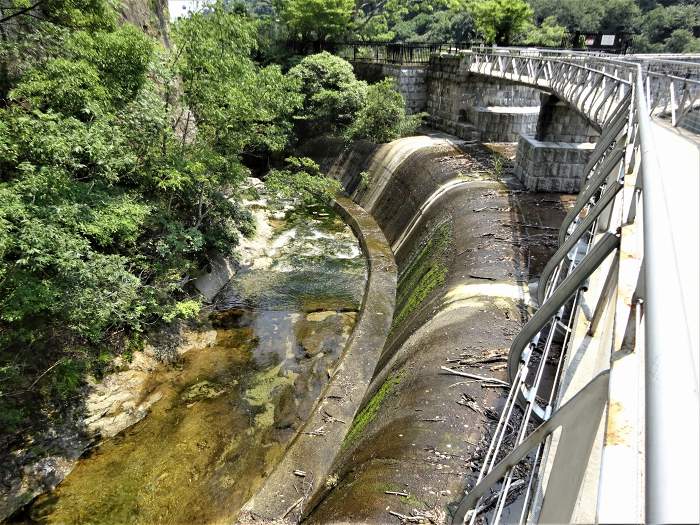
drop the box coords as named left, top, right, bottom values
left=514, top=135, right=595, bottom=193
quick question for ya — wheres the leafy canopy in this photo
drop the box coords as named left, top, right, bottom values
left=276, top=0, right=354, bottom=41
left=469, top=0, right=533, bottom=45
left=345, top=78, right=423, bottom=143
left=289, top=51, right=368, bottom=133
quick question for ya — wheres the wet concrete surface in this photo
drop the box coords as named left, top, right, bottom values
left=303, top=135, right=573, bottom=524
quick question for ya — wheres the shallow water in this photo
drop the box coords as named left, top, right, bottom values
left=19, top=202, right=366, bottom=525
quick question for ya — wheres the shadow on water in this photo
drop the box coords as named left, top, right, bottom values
left=14, top=204, right=367, bottom=525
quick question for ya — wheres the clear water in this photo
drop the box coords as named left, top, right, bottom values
left=19, top=203, right=367, bottom=525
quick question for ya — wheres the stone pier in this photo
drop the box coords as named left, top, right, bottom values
left=514, top=93, right=599, bottom=193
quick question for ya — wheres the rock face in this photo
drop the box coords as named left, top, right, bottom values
left=0, top=324, right=216, bottom=521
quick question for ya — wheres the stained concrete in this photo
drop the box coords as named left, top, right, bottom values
left=294, top=135, right=572, bottom=524
left=240, top=196, right=397, bottom=523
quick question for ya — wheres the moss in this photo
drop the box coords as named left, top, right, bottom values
left=392, top=221, right=452, bottom=330
left=343, top=371, right=403, bottom=448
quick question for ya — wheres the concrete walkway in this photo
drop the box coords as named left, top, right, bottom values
left=649, top=122, right=699, bottom=356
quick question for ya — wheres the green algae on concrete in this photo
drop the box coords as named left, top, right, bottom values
left=343, top=371, right=403, bottom=449
left=392, top=220, right=452, bottom=329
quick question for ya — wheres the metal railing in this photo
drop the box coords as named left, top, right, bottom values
left=420, top=48, right=700, bottom=524
left=333, top=42, right=699, bottom=523
left=335, top=41, right=472, bottom=64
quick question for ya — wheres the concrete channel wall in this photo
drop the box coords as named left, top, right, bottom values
left=289, top=134, right=570, bottom=523
left=240, top=194, right=397, bottom=523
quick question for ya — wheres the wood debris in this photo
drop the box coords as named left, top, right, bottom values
left=439, top=366, right=509, bottom=386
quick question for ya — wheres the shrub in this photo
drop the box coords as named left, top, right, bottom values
left=265, top=157, right=341, bottom=206
left=345, top=78, right=423, bottom=143
left=289, top=52, right=367, bottom=133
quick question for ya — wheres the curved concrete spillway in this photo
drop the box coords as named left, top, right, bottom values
left=242, top=134, right=571, bottom=523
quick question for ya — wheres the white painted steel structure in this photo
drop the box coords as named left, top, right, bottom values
left=435, top=48, right=700, bottom=525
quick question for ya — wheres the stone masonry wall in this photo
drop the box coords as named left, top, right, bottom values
left=425, top=54, right=541, bottom=142
left=514, top=135, right=595, bottom=193
left=536, top=93, right=600, bottom=143
left=352, top=62, right=428, bottom=114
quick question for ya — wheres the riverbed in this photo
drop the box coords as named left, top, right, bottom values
left=15, top=187, right=367, bottom=525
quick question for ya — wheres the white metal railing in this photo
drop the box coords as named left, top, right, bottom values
left=443, top=48, right=700, bottom=524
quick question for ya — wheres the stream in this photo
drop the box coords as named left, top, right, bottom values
left=15, top=181, right=367, bottom=525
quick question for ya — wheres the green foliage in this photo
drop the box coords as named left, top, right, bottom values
left=522, top=16, right=567, bottom=47
left=354, top=0, right=472, bottom=42
left=9, top=24, right=153, bottom=119
left=276, top=0, right=354, bottom=41
left=345, top=78, right=424, bottom=143
left=266, top=157, right=341, bottom=206
left=289, top=52, right=367, bottom=134
left=174, top=2, right=302, bottom=155
left=634, top=4, right=700, bottom=52
left=393, top=221, right=452, bottom=329
left=469, top=0, right=533, bottom=45
left=0, top=0, right=311, bottom=429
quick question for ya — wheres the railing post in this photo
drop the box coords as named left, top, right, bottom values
left=670, top=79, right=677, bottom=125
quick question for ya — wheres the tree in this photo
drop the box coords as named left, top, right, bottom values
left=289, top=52, right=368, bottom=134
left=528, top=0, right=640, bottom=34
left=345, top=78, right=423, bottom=143
left=469, top=0, right=533, bottom=45
left=276, top=0, right=354, bottom=42
left=522, top=16, right=567, bottom=47
left=634, top=4, right=700, bottom=52
left=665, top=28, right=700, bottom=53
left=265, top=157, right=341, bottom=206
left=174, top=2, right=302, bottom=155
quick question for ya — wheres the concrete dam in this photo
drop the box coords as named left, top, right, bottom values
left=242, top=48, right=700, bottom=524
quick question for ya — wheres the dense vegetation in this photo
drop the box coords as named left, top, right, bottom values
left=0, top=0, right=419, bottom=432
left=0, top=0, right=695, bottom=454
left=249, top=0, right=700, bottom=52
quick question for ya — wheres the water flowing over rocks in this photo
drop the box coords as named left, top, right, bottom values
left=2, top=178, right=368, bottom=524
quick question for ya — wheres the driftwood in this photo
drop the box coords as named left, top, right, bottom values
left=439, top=366, right=509, bottom=386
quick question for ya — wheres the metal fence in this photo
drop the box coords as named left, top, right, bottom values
left=445, top=48, right=699, bottom=525
left=335, top=41, right=472, bottom=64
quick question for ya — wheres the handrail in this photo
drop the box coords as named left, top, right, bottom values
left=437, top=47, right=699, bottom=524
left=636, top=62, right=700, bottom=524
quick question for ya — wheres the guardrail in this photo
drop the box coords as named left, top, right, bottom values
left=333, top=42, right=698, bottom=522
left=335, top=41, right=472, bottom=64
left=413, top=48, right=699, bottom=524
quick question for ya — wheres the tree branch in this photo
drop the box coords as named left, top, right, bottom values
left=0, top=0, right=47, bottom=25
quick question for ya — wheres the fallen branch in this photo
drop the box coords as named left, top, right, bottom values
left=281, top=497, right=304, bottom=519
left=440, top=366, right=509, bottom=386
left=302, top=426, right=326, bottom=436
left=385, top=491, right=410, bottom=497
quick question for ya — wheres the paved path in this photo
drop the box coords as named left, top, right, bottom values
left=650, top=121, right=699, bottom=356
